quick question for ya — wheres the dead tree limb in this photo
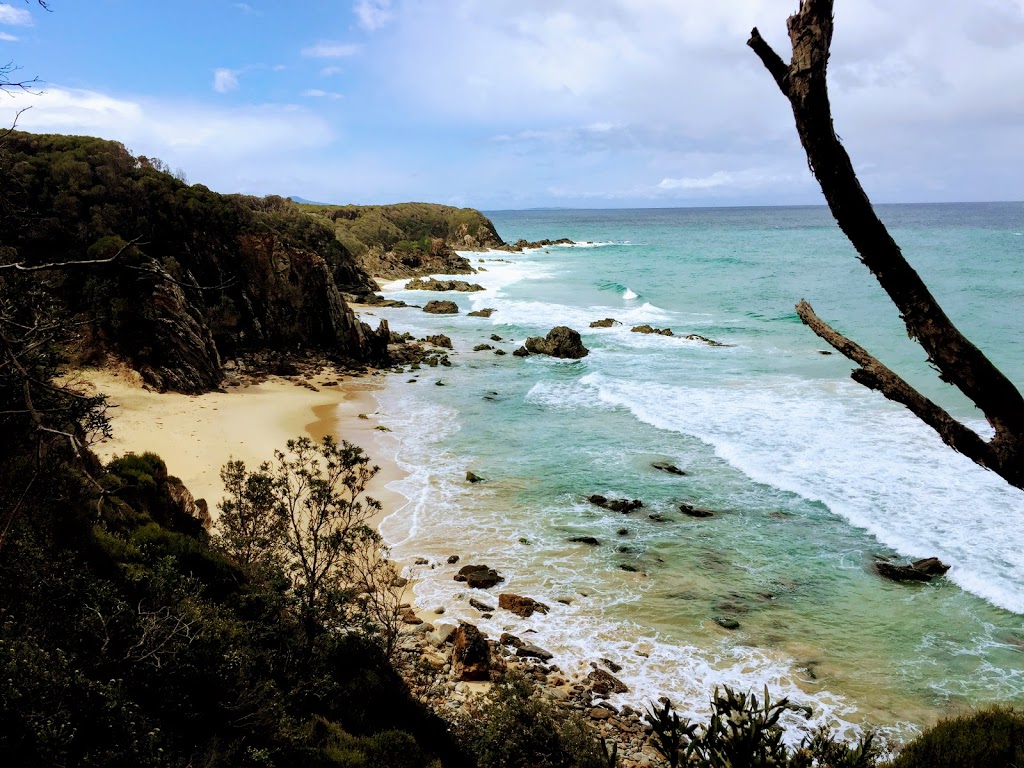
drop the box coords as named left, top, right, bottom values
left=749, top=0, right=1024, bottom=489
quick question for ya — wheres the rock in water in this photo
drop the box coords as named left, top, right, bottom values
left=679, top=503, right=714, bottom=518
left=405, top=277, right=485, bottom=292
left=590, top=318, right=619, bottom=328
left=524, top=326, right=589, bottom=359
left=588, top=495, right=643, bottom=513
left=651, top=461, right=687, bottom=476
left=466, top=471, right=484, bottom=483
left=568, top=536, right=602, bottom=546
left=498, top=593, right=550, bottom=618
left=586, top=667, right=629, bottom=695
left=423, top=300, right=459, bottom=314
left=424, top=334, right=453, bottom=349
left=631, top=324, right=673, bottom=336
left=875, top=557, right=950, bottom=583
left=517, top=643, right=554, bottom=661
left=452, top=623, right=491, bottom=681
left=512, top=346, right=530, bottom=357
left=467, top=307, right=496, bottom=317
left=454, top=564, right=504, bottom=589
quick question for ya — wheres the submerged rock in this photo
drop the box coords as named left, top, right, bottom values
left=423, top=300, right=459, bottom=314
left=524, top=326, right=589, bottom=359
left=589, top=494, right=643, bottom=514
left=683, top=333, right=730, bottom=347
left=651, top=461, right=687, bottom=476
left=568, top=536, right=602, bottom=546
left=715, top=617, right=741, bottom=630
left=466, top=471, right=484, bottom=483
left=679, top=503, right=714, bottom=518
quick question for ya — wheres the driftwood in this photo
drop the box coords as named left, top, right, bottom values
left=748, top=0, right=1024, bottom=489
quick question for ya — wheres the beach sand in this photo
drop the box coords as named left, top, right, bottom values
left=80, top=366, right=408, bottom=527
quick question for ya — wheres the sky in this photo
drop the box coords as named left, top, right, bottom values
left=1, top=0, right=1023, bottom=209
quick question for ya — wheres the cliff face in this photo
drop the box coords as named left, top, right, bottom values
left=301, top=202, right=506, bottom=281
left=0, top=133, right=388, bottom=393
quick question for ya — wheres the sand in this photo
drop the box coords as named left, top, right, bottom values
left=79, top=367, right=408, bottom=525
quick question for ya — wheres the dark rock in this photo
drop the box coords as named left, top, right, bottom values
left=715, top=617, right=741, bottom=630
left=414, top=557, right=429, bottom=565
left=494, top=349, right=506, bottom=356
left=499, top=632, right=523, bottom=648
left=424, top=334, right=453, bottom=349
left=469, top=597, right=495, bottom=613
left=875, top=557, right=950, bottom=583
left=631, top=324, right=673, bottom=336
left=648, top=514, right=669, bottom=523
left=466, top=471, right=484, bottom=483
left=600, top=658, right=623, bottom=673
left=619, top=564, right=640, bottom=573
left=590, top=707, right=612, bottom=720
left=651, top=461, right=687, bottom=476
left=452, top=623, right=491, bottom=681
left=517, top=643, right=554, bottom=661
left=588, top=495, right=643, bottom=513
left=617, top=528, right=629, bottom=536
left=455, top=564, right=504, bottom=589
left=499, top=593, right=550, bottom=618
left=490, top=334, right=503, bottom=341
left=447, top=554, right=460, bottom=564
left=512, top=346, right=530, bottom=357
left=524, top=326, right=589, bottom=359
left=400, top=608, right=422, bottom=625
left=569, top=536, right=602, bottom=546
left=473, top=343, right=494, bottom=351
left=467, top=308, right=496, bottom=317
left=587, top=667, right=628, bottom=695
left=679, top=503, right=714, bottom=518
left=423, top=300, right=459, bottom=314
left=913, top=557, right=951, bottom=576
left=589, top=318, right=619, bottom=328
left=406, top=277, right=485, bottom=292
left=818, top=350, right=833, bottom=355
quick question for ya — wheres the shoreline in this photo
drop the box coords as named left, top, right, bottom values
left=81, top=365, right=409, bottom=527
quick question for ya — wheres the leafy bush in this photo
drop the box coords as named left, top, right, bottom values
left=887, top=707, right=1024, bottom=768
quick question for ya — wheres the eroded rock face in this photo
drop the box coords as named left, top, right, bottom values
left=452, top=623, right=491, bottom=681
left=524, top=326, right=589, bottom=359
left=423, top=300, right=459, bottom=314
left=498, top=593, right=550, bottom=618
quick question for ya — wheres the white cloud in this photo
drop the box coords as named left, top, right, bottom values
left=657, top=171, right=735, bottom=191
left=0, top=4, right=32, bottom=26
left=320, top=65, right=343, bottom=77
left=304, top=89, right=343, bottom=100
left=354, top=0, right=394, bottom=31
left=301, top=41, right=360, bottom=58
left=0, top=30, right=17, bottom=41
left=233, top=2, right=259, bottom=14
left=212, top=68, right=240, bottom=93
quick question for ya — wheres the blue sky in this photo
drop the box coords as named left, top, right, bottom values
left=2, top=0, right=1023, bottom=209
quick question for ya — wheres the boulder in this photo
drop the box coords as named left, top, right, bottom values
left=589, top=318, right=619, bottom=328
left=524, top=326, right=589, bottom=359
left=499, top=632, right=523, bottom=648
left=423, top=300, right=459, bottom=314
left=874, top=557, right=950, bottom=583
left=588, top=494, right=643, bottom=514
left=683, top=333, right=729, bottom=347
left=586, top=667, right=628, bottom=695
left=494, top=349, right=507, bottom=356
left=651, top=461, right=687, bottom=476
left=512, top=346, right=530, bottom=357
left=425, top=334, right=453, bottom=349
left=467, top=308, right=496, bottom=317
left=466, top=471, right=485, bottom=483
left=490, top=334, right=503, bottom=341
left=452, top=623, right=491, bottom=681
left=469, top=597, right=495, bottom=613
left=631, top=324, right=673, bottom=336
left=715, top=617, right=741, bottom=630
left=447, top=554, right=460, bottom=564
left=569, top=536, right=602, bottom=546
left=473, top=343, right=494, bottom=351
left=454, top=564, right=504, bottom=589
left=498, top=593, right=550, bottom=618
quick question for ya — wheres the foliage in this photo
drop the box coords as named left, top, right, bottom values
left=886, top=707, right=1024, bottom=768
left=214, top=436, right=403, bottom=654
left=646, top=687, right=879, bottom=768
left=459, top=672, right=610, bottom=768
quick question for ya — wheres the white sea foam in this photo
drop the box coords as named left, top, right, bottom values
left=586, top=372, right=1024, bottom=615
left=623, top=287, right=639, bottom=300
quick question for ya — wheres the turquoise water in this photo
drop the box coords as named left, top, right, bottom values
left=361, top=204, right=1024, bottom=743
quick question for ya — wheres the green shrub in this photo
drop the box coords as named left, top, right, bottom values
left=888, top=707, right=1024, bottom=768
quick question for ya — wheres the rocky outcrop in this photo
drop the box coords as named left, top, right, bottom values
left=679, top=503, right=714, bottom=518
left=452, top=623, right=491, bottom=681
left=589, top=495, right=643, bottom=514
left=500, top=237, right=575, bottom=252
left=498, top=593, right=550, bottom=618
left=590, top=318, right=619, bottom=328
left=424, top=334, right=453, bottom=349
left=524, top=327, right=589, bottom=359
left=631, top=324, right=673, bottom=336
left=651, top=462, right=687, bottom=476
left=875, top=557, right=950, bottom=583
left=406, top=278, right=485, bottom=292
left=473, top=344, right=494, bottom=352
left=683, top=333, right=730, bottom=347
left=513, top=346, right=529, bottom=357
left=454, top=564, right=504, bottom=589
left=423, top=300, right=459, bottom=314
left=467, top=308, right=496, bottom=317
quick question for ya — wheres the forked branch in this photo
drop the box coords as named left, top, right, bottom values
left=749, top=0, right=1024, bottom=488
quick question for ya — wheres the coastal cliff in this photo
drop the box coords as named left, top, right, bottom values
left=0, top=134, right=506, bottom=392
left=301, top=202, right=505, bottom=280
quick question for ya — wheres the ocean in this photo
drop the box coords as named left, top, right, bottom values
left=360, top=203, right=1024, bottom=743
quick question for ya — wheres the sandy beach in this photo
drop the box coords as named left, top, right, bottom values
left=79, top=366, right=408, bottom=527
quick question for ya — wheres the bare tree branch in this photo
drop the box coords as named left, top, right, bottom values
left=0, top=236, right=144, bottom=272
left=750, top=0, right=1024, bottom=488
